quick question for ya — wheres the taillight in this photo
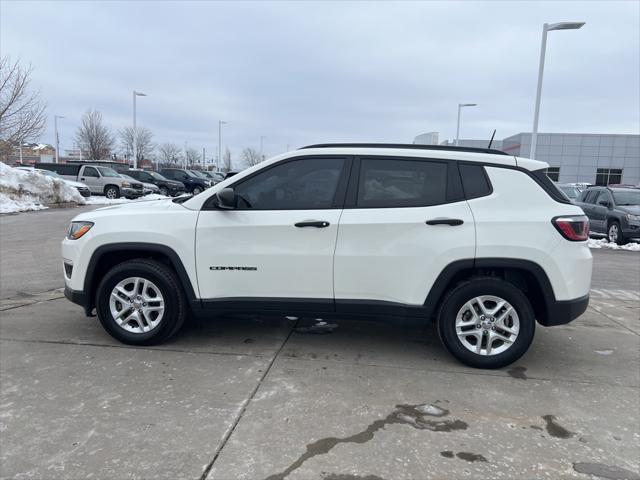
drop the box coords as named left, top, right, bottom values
left=552, top=215, right=589, bottom=241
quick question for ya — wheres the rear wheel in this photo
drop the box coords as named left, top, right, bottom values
left=96, top=259, right=187, bottom=345
left=607, top=221, right=627, bottom=245
left=437, top=277, right=535, bottom=369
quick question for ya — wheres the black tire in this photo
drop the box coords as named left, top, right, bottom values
left=159, top=186, right=169, bottom=196
left=437, top=277, right=535, bottom=369
left=95, top=259, right=187, bottom=345
left=192, top=186, right=203, bottom=195
left=104, top=185, right=120, bottom=199
left=607, top=220, right=627, bottom=245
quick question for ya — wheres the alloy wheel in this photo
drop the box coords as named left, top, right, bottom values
left=109, top=277, right=165, bottom=334
left=455, top=295, right=520, bottom=356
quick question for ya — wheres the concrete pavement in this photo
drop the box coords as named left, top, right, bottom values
left=1, top=208, right=639, bottom=479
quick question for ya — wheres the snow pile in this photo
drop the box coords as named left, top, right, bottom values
left=85, top=193, right=169, bottom=205
left=0, top=162, right=85, bottom=214
left=588, top=238, right=640, bottom=252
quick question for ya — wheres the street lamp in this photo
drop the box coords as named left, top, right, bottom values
left=132, top=90, right=147, bottom=168
left=54, top=115, right=65, bottom=163
left=455, top=104, right=476, bottom=146
left=260, top=135, right=266, bottom=159
left=218, top=120, right=227, bottom=171
left=530, top=21, right=585, bottom=159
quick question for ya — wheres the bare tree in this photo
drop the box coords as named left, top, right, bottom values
left=185, top=147, right=200, bottom=167
left=158, top=142, right=182, bottom=165
left=0, top=56, right=47, bottom=159
left=75, top=109, right=114, bottom=160
left=223, top=147, right=232, bottom=172
left=119, top=126, right=154, bottom=162
left=241, top=147, right=262, bottom=167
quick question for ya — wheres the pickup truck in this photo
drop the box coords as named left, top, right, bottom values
left=37, top=163, right=144, bottom=199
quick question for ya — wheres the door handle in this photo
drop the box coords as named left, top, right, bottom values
left=426, top=218, right=464, bottom=226
left=81, top=178, right=85, bottom=181
left=295, top=221, right=330, bottom=228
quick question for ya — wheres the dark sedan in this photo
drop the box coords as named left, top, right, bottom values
left=125, top=169, right=185, bottom=197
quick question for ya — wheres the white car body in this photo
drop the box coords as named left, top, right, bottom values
left=61, top=144, right=593, bottom=367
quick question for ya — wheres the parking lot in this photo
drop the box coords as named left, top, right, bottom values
left=1, top=207, right=639, bottom=480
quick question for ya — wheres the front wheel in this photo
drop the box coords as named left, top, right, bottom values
left=104, top=186, right=120, bottom=199
left=607, top=221, right=627, bottom=245
left=95, top=259, right=187, bottom=345
left=159, top=186, right=169, bottom=196
left=437, top=277, right=535, bottom=369
left=192, top=186, right=203, bottom=195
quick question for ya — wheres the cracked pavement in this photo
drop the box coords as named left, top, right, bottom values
left=1, top=208, right=639, bottom=480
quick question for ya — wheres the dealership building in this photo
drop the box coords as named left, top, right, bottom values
left=421, top=132, right=640, bottom=186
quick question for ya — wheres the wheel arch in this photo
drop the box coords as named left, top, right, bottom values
left=84, top=243, right=198, bottom=314
left=424, top=258, right=557, bottom=326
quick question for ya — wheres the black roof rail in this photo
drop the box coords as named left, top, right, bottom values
left=299, top=143, right=509, bottom=156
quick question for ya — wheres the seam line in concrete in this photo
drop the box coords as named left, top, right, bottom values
left=0, top=337, right=270, bottom=359
left=588, top=305, right=640, bottom=337
left=198, top=320, right=299, bottom=480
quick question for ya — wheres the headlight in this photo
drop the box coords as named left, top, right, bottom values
left=121, top=181, right=131, bottom=187
left=627, top=214, right=640, bottom=222
left=67, top=221, right=94, bottom=240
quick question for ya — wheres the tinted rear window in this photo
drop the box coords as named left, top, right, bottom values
left=459, top=164, right=492, bottom=199
left=357, top=159, right=448, bottom=208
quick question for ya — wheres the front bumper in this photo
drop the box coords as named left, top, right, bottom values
left=540, top=294, right=589, bottom=326
left=76, top=187, right=91, bottom=198
left=122, top=187, right=144, bottom=199
left=64, top=286, right=93, bottom=316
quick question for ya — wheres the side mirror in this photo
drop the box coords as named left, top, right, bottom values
left=215, top=187, right=236, bottom=209
left=597, top=199, right=610, bottom=208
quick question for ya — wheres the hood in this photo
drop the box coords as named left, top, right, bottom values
left=142, top=182, right=159, bottom=190
left=618, top=204, right=640, bottom=215
left=75, top=197, right=187, bottom=221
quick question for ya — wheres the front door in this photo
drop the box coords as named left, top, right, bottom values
left=79, top=166, right=101, bottom=193
left=195, top=156, right=349, bottom=311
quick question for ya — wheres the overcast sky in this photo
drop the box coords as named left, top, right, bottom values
left=2, top=0, right=639, bottom=162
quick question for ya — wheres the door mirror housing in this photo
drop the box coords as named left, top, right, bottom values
left=215, top=187, right=236, bottom=209
left=597, top=199, right=611, bottom=208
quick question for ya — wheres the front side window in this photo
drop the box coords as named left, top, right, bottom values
left=83, top=167, right=99, bottom=177
left=595, top=190, right=612, bottom=206
left=357, top=159, right=447, bottom=208
left=233, top=158, right=345, bottom=210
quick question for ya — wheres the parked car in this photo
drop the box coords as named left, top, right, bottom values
left=576, top=186, right=640, bottom=244
left=37, top=163, right=143, bottom=199
left=159, top=168, right=211, bottom=195
left=14, top=167, right=91, bottom=197
left=196, top=170, right=224, bottom=184
left=124, top=169, right=185, bottom=197
left=62, top=143, right=592, bottom=369
left=555, top=183, right=581, bottom=202
left=224, top=170, right=239, bottom=179
left=119, top=174, right=158, bottom=195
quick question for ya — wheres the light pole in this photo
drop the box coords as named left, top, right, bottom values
left=530, top=21, right=585, bottom=159
left=132, top=90, right=147, bottom=168
left=455, top=104, right=476, bottom=146
left=218, top=120, right=227, bottom=171
left=260, top=135, right=266, bottom=159
left=54, top=115, right=64, bottom=163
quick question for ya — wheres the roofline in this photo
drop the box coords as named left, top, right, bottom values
left=299, top=143, right=508, bottom=156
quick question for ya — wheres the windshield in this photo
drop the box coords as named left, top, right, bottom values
left=557, top=185, right=580, bottom=199
left=149, top=171, right=168, bottom=181
left=39, top=170, right=61, bottom=178
left=189, top=170, right=207, bottom=179
left=97, top=167, right=120, bottom=177
left=612, top=190, right=640, bottom=206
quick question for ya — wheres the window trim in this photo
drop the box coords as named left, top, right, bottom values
left=203, top=155, right=352, bottom=211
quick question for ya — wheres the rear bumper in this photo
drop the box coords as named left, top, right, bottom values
left=540, top=294, right=589, bottom=326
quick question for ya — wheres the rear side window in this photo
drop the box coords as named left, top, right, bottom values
left=581, top=190, right=599, bottom=204
left=458, top=164, right=492, bottom=199
left=357, top=159, right=447, bottom=208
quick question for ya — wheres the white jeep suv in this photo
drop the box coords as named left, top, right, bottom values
left=62, top=144, right=592, bottom=368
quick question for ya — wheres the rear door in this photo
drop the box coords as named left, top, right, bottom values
left=195, top=156, right=350, bottom=309
left=334, top=157, right=475, bottom=309
left=78, top=166, right=102, bottom=193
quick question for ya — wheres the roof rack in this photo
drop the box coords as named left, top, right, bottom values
left=299, top=143, right=509, bottom=156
